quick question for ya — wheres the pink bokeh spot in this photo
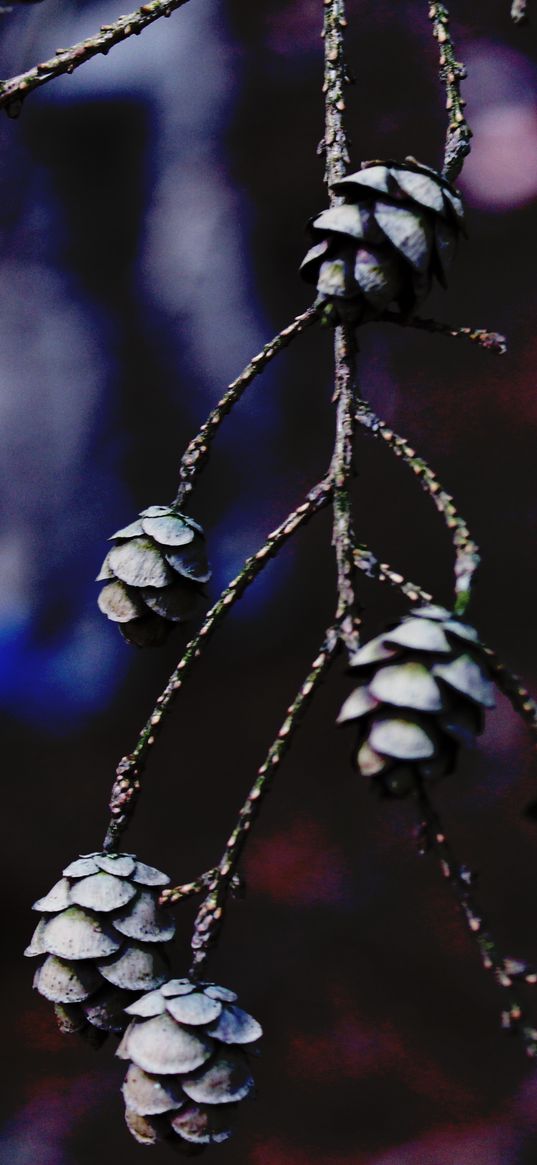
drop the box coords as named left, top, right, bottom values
left=461, top=104, right=537, bottom=210
left=250, top=1138, right=366, bottom=1165
left=244, top=818, right=349, bottom=906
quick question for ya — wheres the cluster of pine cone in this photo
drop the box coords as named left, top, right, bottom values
left=26, top=852, right=262, bottom=1151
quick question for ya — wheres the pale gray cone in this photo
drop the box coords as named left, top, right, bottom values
left=300, top=156, right=464, bottom=325
left=97, top=504, right=210, bottom=647
left=337, top=607, right=494, bottom=797
left=25, top=851, right=174, bottom=1040
left=119, top=978, right=261, bottom=1150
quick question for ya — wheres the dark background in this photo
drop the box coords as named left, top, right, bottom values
left=1, top=1, right=537, bottom=1162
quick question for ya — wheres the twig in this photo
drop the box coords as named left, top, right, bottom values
left=355, top=397, right=479, bottom=615
left=321, top=0, right=351, bottom=191
left=160, top=869, right=217, bottom=904
left=175, top=305, right=319, bottom=506
left=428, top=2, right=472, bottom=182
left=511, top=0, right=529, bottom=23
left=0, top=0, right=193, bottom=117
left=331, top=327, right=360, bottom=653
left=323, top=0, right=360, bottom=655
left=353, top=546, right=433, bottom=605
left=382, top=311, right=507, bottom=356
left=188, top=625, right=340, bottom=974
left=102, top=477, right=333, bottom=851
left=417, top=781, right=537, bottom=1056
left=483, top=647, right=537, bottom=745
left=161, top=870, right=243, bottom=906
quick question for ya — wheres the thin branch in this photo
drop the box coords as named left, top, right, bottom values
left=353, top=545, right=433, bottom=605
left=188, top=625, right=340, bottom=975
left=321, top=0, right=351, bottom=191
left=175, top=305, right=319, bottom=507
left=161, top=869, right=243, bottom=906
left=331, top=327, right=360, bottom=653
left=323, top=0, right=360, bottom=655
left=483, top=647, right=537, bottom=745
left=417, top=781, right=537, bottom=1057
left=428, top=2, right=472, bottom=182
left=511, top=0, right=529, bottom=23
left=382, top=311, right=507, bottom=356
left=160, top=869, right=217, bottom=904
left=0, top=0, right=193, bottom=116
left=355, top=397, right=479, bottom=615
left=103, top=477, right=333, bottom=851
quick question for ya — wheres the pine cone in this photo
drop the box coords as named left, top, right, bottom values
left=300, top=156, right=465, bottom=325
left=97, top=505, right=211, bottom=647
left=25, top=852, right=175, bottom=1043
left=118, top=977, right=262, bottom=1150
left=337, top=605, right=495, bottom=797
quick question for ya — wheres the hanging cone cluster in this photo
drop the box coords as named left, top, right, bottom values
left=118, top=977, right=262, bottom=1151
left=97, top=505, right=211, bottom=647
left=300, top=157, right=465, bottom=325
left=25, top=852, right=174, bottom=1043
left=337, top=605, right=495, bottom=797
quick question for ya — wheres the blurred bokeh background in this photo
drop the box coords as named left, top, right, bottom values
left=1, top=0, right=537, bottom=1161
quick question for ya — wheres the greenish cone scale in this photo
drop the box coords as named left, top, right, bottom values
left=338, top=605, right=495, bottom=797
left=117, top=978, right=262, bottom=1151
left=25, top=852, right=175, bottom=1044
left=97, top=505, right=211, bottom=647
left=300, top=157, right=465, bottom=325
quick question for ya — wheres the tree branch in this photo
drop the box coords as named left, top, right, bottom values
left=323, top=0, right=360, bottom=655
left=353, top=545, right=433, bottom=605
left=321, top=0, right=351, bottom=191
left=330, top=327, right=360, bottom=653
left=417, top=781, right=537, bottom=1057
left=175, top=305, right=319, bottom=507
left=428, top=2, right=472, bottom=182
left=355, top=397, right=479, bottom=615
left=0, top=0, right=193, bottom=116
left=382, top=311, right=507, bottom=355
left=483, top=647, right=537, bottom=745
